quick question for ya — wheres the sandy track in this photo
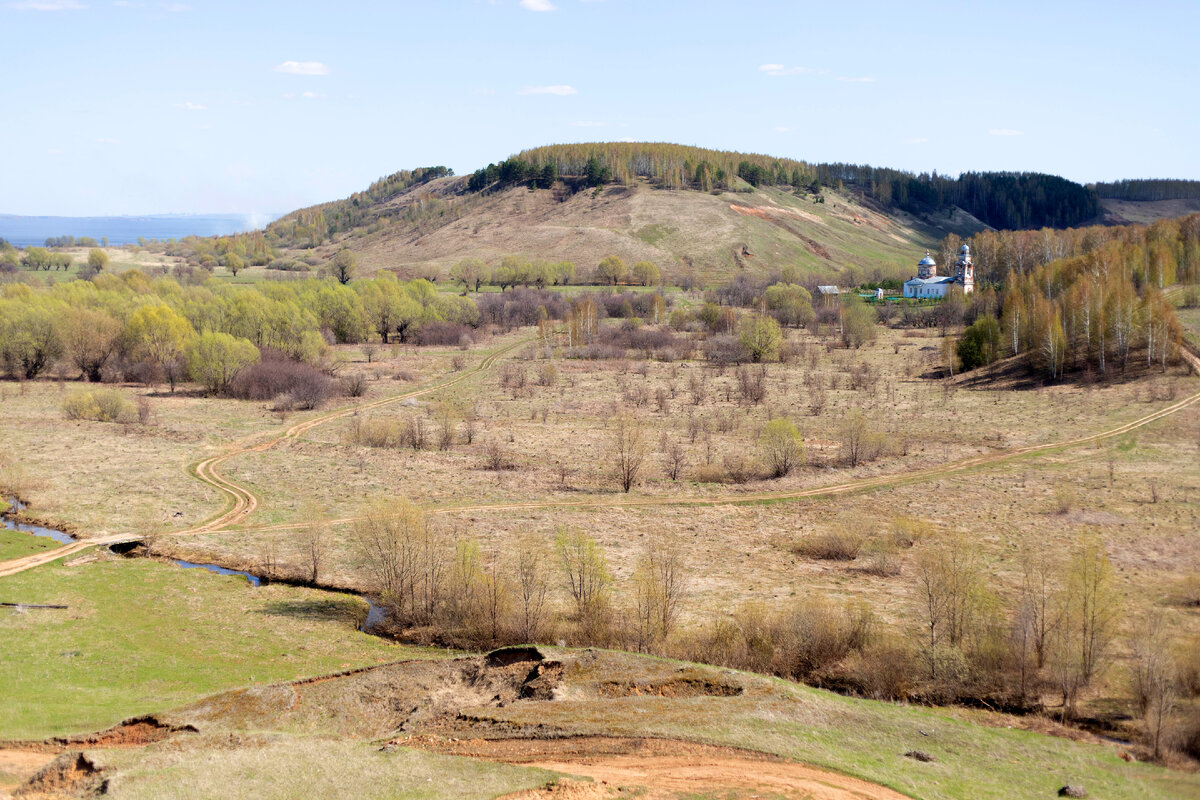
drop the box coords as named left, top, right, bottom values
left=430, top=737, right=909, bottom=800
left=0, top=339, right=527, bottom=578
left=222, top=366, right=1200, bottom=535
left=2, top=346, right=1198, bottom=578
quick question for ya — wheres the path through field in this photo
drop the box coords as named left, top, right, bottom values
left=2, top=345, right=1198, bottom=578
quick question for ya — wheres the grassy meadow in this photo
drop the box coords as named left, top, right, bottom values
left=0, top=556, right=443, bottom=740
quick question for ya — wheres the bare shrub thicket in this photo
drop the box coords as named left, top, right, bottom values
left=839, top=412, right=887, bottom=467
left=227, top=349, right=334, bottom=409
left=675, top=599, right=872, bottom=683
left=794, top=524, right=865, bottom=561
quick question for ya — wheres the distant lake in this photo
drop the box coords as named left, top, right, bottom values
left=0, top=213, right=279, bottom=247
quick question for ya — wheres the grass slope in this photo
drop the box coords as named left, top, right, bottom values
left=89, top=737, right=555, bottom=800
left=311, top=178, right=983, bottom=284
left=465, top=650, right=1200, bottom=800
left=0, top=557, right=443, bottom=739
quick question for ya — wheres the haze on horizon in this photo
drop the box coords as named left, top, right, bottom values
left=3, top=0, right=1197, bottom=217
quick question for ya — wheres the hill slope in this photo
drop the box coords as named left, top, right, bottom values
left=282, top=176, right=985, bottom=284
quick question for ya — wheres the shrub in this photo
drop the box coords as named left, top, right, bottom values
left=226, top=349, right=333, bottom=409
left=760, top=418, right=803, bottom=478
left=412, top=321, right=475, bottom=346
left=349, top=417, right=404, bottom=448
left=477, top=288, right=568, bottom=328
left=794, top=526, right=865, bottom=561
left=704, top=335, right=749, bottom=365
left=341, top=372, right=368, bottom=397
left=62, top=388, right=138, bottom=423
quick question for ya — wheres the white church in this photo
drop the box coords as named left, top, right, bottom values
left=903, top=245, right=975, bottom=299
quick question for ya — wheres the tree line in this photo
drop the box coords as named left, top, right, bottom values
left=931, top=214, right=1197, bottom=378
left=1092, top=179, right=1200, bottom=202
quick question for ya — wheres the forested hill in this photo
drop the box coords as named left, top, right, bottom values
left=471, top=143, right=1099, bottom=230
left=262, top=142, right=1196, bottom=283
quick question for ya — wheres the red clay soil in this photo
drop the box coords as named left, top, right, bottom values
left=410, top=736, right=911, bottom=800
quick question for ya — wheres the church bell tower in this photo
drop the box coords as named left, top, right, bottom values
left=954, top=244, right=975, bottom=294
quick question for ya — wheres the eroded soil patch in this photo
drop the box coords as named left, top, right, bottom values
left=414, top=736, right=910, bottom=800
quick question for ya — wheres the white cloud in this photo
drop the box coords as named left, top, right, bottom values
left=773, top=125, right=794, bottom=132
left=177, top=101, right=206, bottom=110
left=571, top=120, right=607, bottom=127
left=518, top=84, right=577, bottom=95
left=759, top=63, right=815, bottom=77
left=8, top=0, right=85, bottom=9
left=274, top=60, right=329, bottom=76
left=519, top=0, right=556, bottom=9
left=905, top=137, right=929, bottom=144
left=836, top=76, right=875, bottom=83
left=301, top=91, right=323, bottom=99
left=988, top=128, right=1024, bottom=136
left=617, top=137, right=636, bottom=143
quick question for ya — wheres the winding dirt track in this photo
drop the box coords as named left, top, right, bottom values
left=2, top=346, right=1198, bottom=579
left=449, top=737, right=910, bottom=800
left=0, top=338, right=525, bottom=578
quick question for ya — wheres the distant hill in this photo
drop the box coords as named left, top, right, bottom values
left=262, top=143, right=1195, bottom=284
left=1090, top=179, right=1200, bottom=225
left=266, top=144, right=996, bottom=284
left=271, top=174, right=986, bottom=284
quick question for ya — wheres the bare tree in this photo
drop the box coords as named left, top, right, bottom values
left=555, top=526, right=612, bottom=641
left=659, top=435, right=687, bottom=481
left=631, top=534, right=689, bottom=652
left=1130, top=612, right=1178, bottom=760
left=914, top=530, right=986, bottom=686
left=478, top=550, right=512, bottom=644
left=514, top=538, right=550, bottom=643
left=611, top=414, right=647, bottom=493
left=352, top=498, right=448, bottom=625
left=300, top=501, right=326, bottom=584
left=1050, top=534, right=1121, bottom=719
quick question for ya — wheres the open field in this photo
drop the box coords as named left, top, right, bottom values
left=2, top=313, right=1199, bottom=795
left=0, top=555, right=442, bottom=740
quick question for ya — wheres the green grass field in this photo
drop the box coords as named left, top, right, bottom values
left=0, top=529, right=56, bottom=561
left=0, top=557, right=446, bottom=740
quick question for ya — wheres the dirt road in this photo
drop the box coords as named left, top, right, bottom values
left=2, top=345, right=1198, bottom=578
left=429, top=737, right=910, bottom=800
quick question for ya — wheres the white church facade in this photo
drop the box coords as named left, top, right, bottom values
left=903, top=245, right=975, bottom=299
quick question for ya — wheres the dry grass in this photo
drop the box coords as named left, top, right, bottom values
left=312, top=181, right=964, bottom=285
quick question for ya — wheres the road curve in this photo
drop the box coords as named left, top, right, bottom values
left=3, top=345, right=1198, bottom=577
left=0, top=337, right=528, bottom=577
left=224, top=357, right=1200, bottom=534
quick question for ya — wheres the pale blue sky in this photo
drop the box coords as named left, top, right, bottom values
left=3, top=0, right=1196, bottom=216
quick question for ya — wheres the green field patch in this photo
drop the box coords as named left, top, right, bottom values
left=0, top=558, right=444, bottom=739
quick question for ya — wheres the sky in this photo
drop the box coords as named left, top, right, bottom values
left=2, top=0, right=1197, bottom=216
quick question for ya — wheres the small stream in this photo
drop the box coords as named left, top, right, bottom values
left=3, top=497, right=385, bottom=635
left=3, top=498, right=77, bottom=545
